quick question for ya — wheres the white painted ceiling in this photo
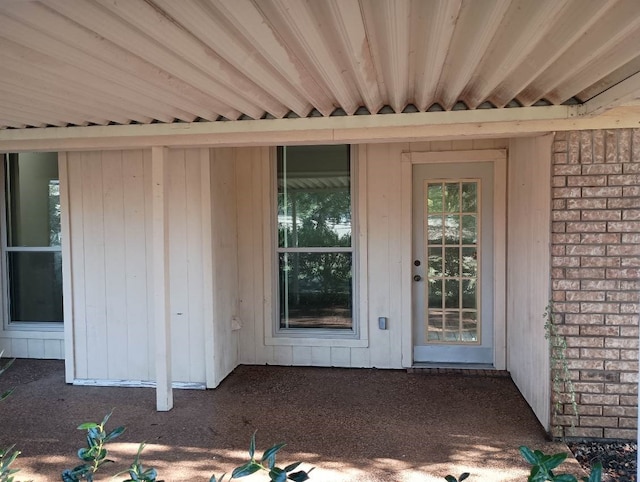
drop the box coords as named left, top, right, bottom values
left=0, top=0, right=639, bottom=130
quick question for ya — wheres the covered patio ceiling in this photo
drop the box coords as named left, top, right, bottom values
left=0, top=0, right=639, bottom=149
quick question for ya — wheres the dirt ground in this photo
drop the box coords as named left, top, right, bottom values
left=0, top=359, right=580, bottom=481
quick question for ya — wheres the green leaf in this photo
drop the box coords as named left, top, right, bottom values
left=288, top=471, right=311, bottom=482
left=542, top=452, right=567, bottom=471
left=105, top=425, right=126, bottom=442
left=77, top=422, right=99, bottom=430
left=210, top=473, right=225, bottom=482
left=553, top=474, right=578, bottom=482
left=283, top=462, right=302, bottom=473
left=78, top=448, right=94, bottom=461
left=249, top=431, right=256, bottom=459
left=262, top=443, right=286, bottom=468
left=444, top=476, right=458, bottom=482
left=100, top=411, right=113, bottom=427
left=459, top=473, right=470, bottom=482
left=231, top=461, right=261, bottom=478
left=586, top=461, right=602, bottom=482
left=61, top=469, right=80, bottom=482
left=520, top=446, right=538, bottom=465
left=268, top=467, right=287, bottom=482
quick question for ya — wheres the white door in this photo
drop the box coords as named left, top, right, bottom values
left=412, top=162, right=494, bottom=365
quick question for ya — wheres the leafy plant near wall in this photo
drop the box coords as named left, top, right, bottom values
left=544, top=303, right=578, bottom=438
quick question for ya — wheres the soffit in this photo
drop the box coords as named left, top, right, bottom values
left=0, top=0, right=639, bottom=131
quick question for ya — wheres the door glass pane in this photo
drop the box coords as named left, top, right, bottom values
left=8, top=252, right=62, bottom=322
left=279, top=252, right=352, bottom=329
left=278, top=146, right=351, bottom=248
left=6, top=153, right=60, bottom=247
left=425, top=179, right=479, bottom=344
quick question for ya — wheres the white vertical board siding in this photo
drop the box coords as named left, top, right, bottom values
left=507, top=135, right=553, bottom=431
left=234, top=140, right=511, bottom=369
left=210, top=147, right=240, bottom=386
left=67, top=149, right=208, bottom=384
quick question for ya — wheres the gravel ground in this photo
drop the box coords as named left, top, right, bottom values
left=569, top=441, right=637, bottom=482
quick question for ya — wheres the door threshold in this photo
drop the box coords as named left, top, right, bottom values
left=409, top=363, right=510, bottom=377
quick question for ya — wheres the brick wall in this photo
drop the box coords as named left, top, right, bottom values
left=551, top=129, right=639, bottom=439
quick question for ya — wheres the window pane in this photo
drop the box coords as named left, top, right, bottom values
left=6, top=152, right=60, bottom=247
left=278, top=146, right=351, bottom=248
left=279, top=252, right=352, bottom=329
left=8, top=251, right=63, bottom=322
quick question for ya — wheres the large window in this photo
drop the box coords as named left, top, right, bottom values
left=277, top=145, right=354, bottom=332
left=3, top=152, right=62, bottom=325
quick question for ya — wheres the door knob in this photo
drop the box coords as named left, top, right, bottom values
left=413, top=275, right=422, bottom=282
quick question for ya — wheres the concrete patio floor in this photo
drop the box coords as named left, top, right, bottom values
left=0, top=359, right=581, bottom=481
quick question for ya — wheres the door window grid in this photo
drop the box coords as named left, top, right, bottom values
left=424, top=179, right=480, bottom=344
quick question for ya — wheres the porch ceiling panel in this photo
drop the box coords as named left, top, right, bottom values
left=0, top=0, right=639, bottom=131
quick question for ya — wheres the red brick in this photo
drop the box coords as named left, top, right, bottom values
left=604, top=428, right=636, bottom=439
left=553, top=291, right=566, bottom=302
left=580, top=416, right=619, bottom=428
left=606, top=268, right=640, bottom=279
left=580, top=257, right=620, bottom=268
left=573, top=382, right=604, bottom=393
left=618, top=129, right=631, bottom=162
left=567, top=175, right=607, bottom=186
left=580, top=303, right=619, bottom=314
left=566, top=336, right=604, bottom=347
left=579, top=348, right=619, bottom=359
left=553, top=302, right=580, bottom=313
left=607, top=221, right=640, bottom=232
left=623, top=186, right=640, bottom=196
left=621, top=233, right=640, bottom=244
left=567, top=198, right=607, bottom=210
left=554, top=187, right=582, bottom=198
left=620, top=372, right=639, bottom=384
left=607, top=292, right=640, bottom=303
left=572, top=404, right=602, bottom=415
left=556, top=325, right=579, bottom=336
left=553, top=199, right=567, bottom=210
left=552, top=221, right=566, bottom=233
left=567, top=245, right=606, bottom=256
left=620, top=327, right=639, bottom=337
left=618, top=418, right=637, bottom=429
left=609, top=174, right=640, bottom=185
left=581, top=131, right=594, bottom=163
left=568, top=359, right=604, bottom=370
left=633, top=130, right=640, bottom=159
left=580, top=325, right=619, bottom=336
left=568, top=132, right=580, bottom=163
left=621, top=257, right=640, bottom=267
left=580, top=370, right=620, bottom=382
left=620, top=395, right=638, bottom=406
left=581, top=233, right=619, bottom=244
left=581, top=394, right=619, bottom=405
left=571, top=428, right=604, bottom=438
left=553, top=279, right=580, bottom=290
left=567, top=221, right=607, bottom=232
left=552, top=233, right=580, bottom=244
left=603, top=406, right=637, bottom=417
left=623, top=162, right=640, bottom=173
left=620, top=280, right=640, bottom=290
left=622, top=210, right=640, bottom=220
left=605, top=383, right=638, bottom=394
left=552, top=256, right=580, bottom=267
left=553, top=210, right=580, bottom=221
left=604, top=338, right=639, bottom=349
left=567, top=291, right=605, bottom=302
left=581, top=280, right=618, bottom=290
left=552, top=176, right=567, bottom=187
left=621, top=349, right=639, bottom=360
left=609, top=198, right=640, bottom=209
left=581, top=210, right=621, bottom=221
left=554, top=164, right=580, bottom=175
left=607, top=244, right=640, bottom=255
left=605, top=361, right=639, bottom=371
left=620, top=303, right=639, bottom=313
left=582, top=164, right=622, bottom=175
left=554, top=152, right=568, bottom=164
left=584, top=279, right=620, bottom=290
left=605, top=314, right=638, bottom=325
left=605, top=130, right=618, bottom=162
left=582, top=187, right=622, bottom=197
left=566, top=314, right=604, bottom=325
left=593, top=130, right=605, bottom=163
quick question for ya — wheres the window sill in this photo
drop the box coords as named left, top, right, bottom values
left=265, top=336, right=368, bottom=348
left=2, top=323, right=64, bottom=338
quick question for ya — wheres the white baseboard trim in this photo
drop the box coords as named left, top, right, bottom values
left=72, top=379, right=206, bottom=390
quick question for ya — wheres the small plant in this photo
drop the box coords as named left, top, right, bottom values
left=519, top=446, right=602, bottom=482
left=211, top=432, right=313, bottom=482
left=444, top=473, right=469, bottom=482
left=0, top=446, right=20, bottom=482
left=61, top=411, right=127, bottom=481
left=116, top=443, right=158, bottom=482
left=544, top=303, right=578, bottom=438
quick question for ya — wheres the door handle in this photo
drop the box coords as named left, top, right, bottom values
left=413, top=275, right=422, bottom=282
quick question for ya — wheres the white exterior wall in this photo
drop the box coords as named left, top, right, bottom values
left=507, top=136, right=553, bottom=430
left=65, top=149, right=214, bottom=385
left=235, top=139, right=510, bottom=368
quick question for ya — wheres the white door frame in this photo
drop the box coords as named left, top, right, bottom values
left=400, top=149, right=507, bottom=369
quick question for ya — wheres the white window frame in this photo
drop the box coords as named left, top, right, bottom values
left=265, top=145, right=369, bottom=348
left=0, top=153, right=64, bottom=332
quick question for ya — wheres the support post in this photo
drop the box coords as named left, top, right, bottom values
left=151, top=146, right=173, bottom=411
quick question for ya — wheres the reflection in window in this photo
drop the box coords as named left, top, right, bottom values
left=425, top=180, right=479, bottom=343
left=4, top=152, right=62, bottom=323
left=277, top=145, right=353, bottom=331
